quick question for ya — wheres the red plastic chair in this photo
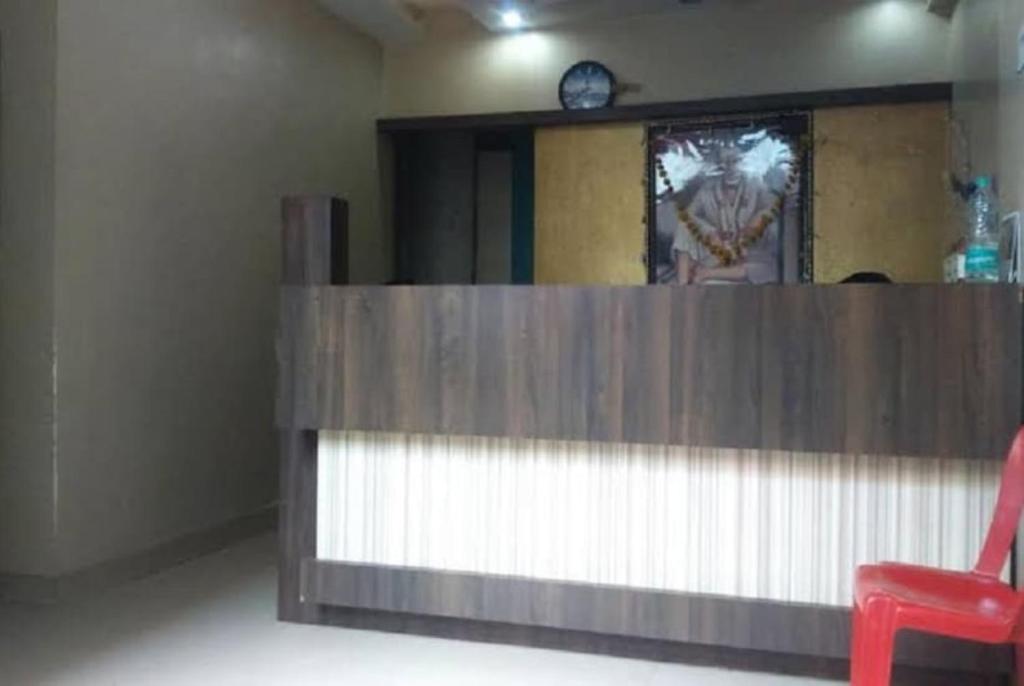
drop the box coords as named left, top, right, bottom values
left=850, top=426, right=1024, bottom=685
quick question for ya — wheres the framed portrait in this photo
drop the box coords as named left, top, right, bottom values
left=647, top=113, right=813, bottom=284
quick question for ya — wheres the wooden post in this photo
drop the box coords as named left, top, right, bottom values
left=281, top=196, right=349, bottom=286
left=278, top=196, right=347, bottom=623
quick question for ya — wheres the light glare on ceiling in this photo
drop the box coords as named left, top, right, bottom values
left=501, top=8, right=524, bottom=29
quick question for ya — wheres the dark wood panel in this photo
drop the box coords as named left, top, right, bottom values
left=310, top=607, right=1003, bottom=686
left=301, top=559, right=1011, bottom=676
left=377, top=83, right=952, bottom=133
left=278, top=430, right=320, bottom=623
left=277, top=285, right=1022, bottom=460
left=394, top=132, right=477, bottom=284
left=281, top=196, right=347, bottom=286
left=278, top=195, right=347, bottom=623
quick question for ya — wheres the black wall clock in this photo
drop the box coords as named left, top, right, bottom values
left=559, top=61, right=616, bottom=111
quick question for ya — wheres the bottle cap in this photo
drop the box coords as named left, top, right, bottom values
left=976, top=176, right=991, bottom=189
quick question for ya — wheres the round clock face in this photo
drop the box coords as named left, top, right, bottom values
left=559, top=61, right=616, bottom=111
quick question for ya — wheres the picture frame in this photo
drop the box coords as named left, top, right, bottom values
left=646, top=112, right=814, bottom=285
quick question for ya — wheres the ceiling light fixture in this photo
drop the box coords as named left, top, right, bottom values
left=501, top=9, right=524, bottom=29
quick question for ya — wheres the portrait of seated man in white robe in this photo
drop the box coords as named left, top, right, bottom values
left=649, top=119, right=808, bottom=285
left=673, top=146, right=779, bottom=284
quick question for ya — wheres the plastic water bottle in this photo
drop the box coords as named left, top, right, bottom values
left=965, top=176, right=1000, bottom=283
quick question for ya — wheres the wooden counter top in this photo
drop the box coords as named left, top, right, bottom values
left=277, top=285, right=1021, bottom=460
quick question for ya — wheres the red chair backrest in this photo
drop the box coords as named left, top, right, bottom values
left=974, top=426, right=1024, bottom=578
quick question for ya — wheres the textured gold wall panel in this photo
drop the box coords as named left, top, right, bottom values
left=533, top=104, right=953, bottom=284
left=813, top=102, right=955, bottom=283
left=535, top=124, right=647, bottom=285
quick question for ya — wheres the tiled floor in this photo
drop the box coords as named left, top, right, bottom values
left=0, top=535, right=835, bottom=685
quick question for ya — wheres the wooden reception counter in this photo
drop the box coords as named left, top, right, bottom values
left=277, top=199, right=1022, bottom=683
left=278, top=285, right=1019, bottom=461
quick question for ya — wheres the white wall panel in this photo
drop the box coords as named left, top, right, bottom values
left=318, top=432, right=1002, bottom=607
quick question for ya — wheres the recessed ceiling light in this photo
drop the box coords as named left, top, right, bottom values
left=501, top=9, right=524, bottom=29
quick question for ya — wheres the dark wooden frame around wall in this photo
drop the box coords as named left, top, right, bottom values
left=381, top=83, right=950, bottom=288
left=279, top=186, right=1018, bottom=684
left=377, top=82, right=952, bottom=132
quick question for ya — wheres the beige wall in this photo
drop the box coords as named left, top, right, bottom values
left=50, top=0, right=383, bottom=572
left=952, top=0, right=1024, bottom=212
left=950, top=0, right=1024, bottom=583
left=535, top=125, right=646, bottom=285
left=0, top=0, right=58, bottom=576
left=999, top=2, right=1024, bottom=212
left=382, top=0, right=951, bottom=118
left=950, top=0, right=1000, bottom=182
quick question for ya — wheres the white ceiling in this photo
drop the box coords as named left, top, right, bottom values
left=319, top=1, right=940, bottom=45
left=317, top=0, right=423, bottom=44
left=318, top=0, right=708, bottom=44
left=427, top=0, right=705, bottom=32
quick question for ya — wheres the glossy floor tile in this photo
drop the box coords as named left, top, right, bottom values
left=0, top=535, right=835, bottom=685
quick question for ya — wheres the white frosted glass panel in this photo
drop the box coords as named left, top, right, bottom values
left=317, top=432, right=1002, bottom=607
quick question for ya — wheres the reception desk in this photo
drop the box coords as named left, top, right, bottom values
left=277, top=198, right=1022, bottom=683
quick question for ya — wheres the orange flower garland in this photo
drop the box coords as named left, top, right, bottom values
left=657, top=138, right=807, bottom=267
left=676, top=193, right=785, bottom=267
